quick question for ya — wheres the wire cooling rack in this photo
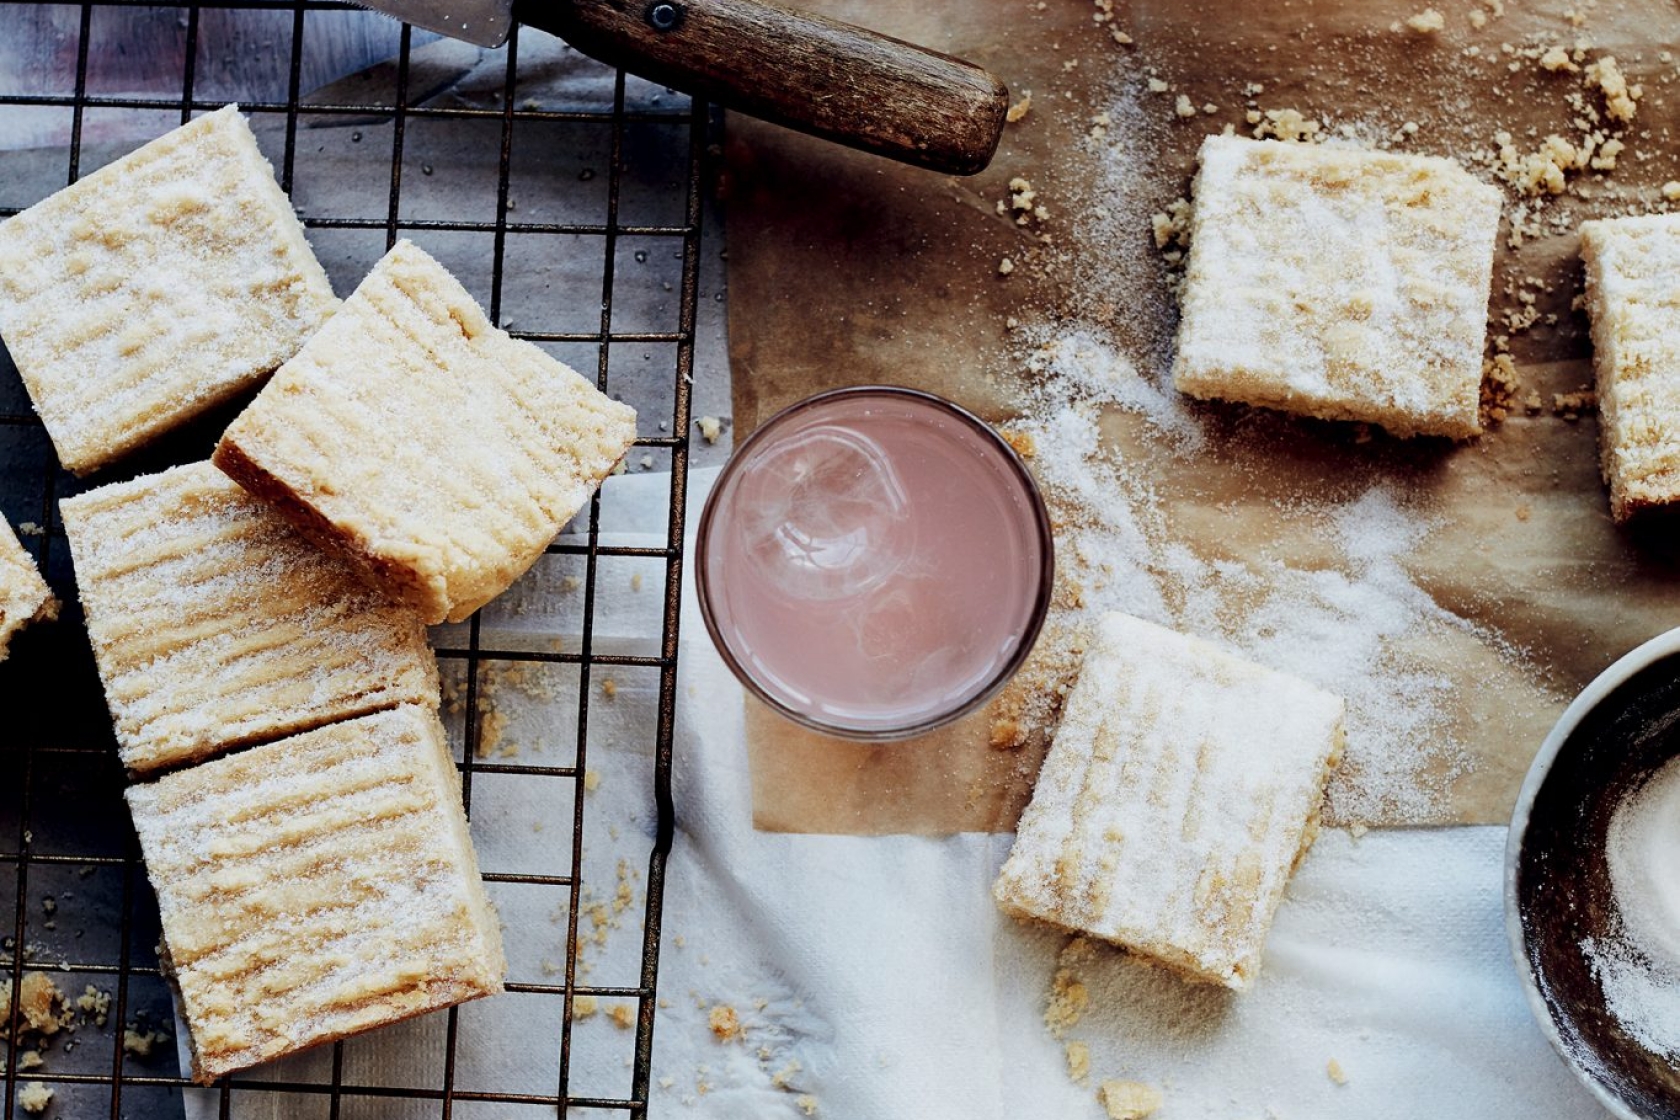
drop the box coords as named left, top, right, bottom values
left=0, top=4, right=708, bottom=1116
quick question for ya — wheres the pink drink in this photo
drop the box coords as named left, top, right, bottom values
left=697, top=387, right=1052, bottom=739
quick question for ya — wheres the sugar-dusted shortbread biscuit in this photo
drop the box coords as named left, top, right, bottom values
left=215, top=239, right=638, bottom=625
left=60, top=462, right=438, bottom=776
left=126, top=705, right=505, bottom=1083
left=0, top=517, right=56, bottom=661
left=1579, top=214, right=1680, bottom=521
left=994, top=612, right=1344, bottom=990
left=1173, top=135, right=1501, bottom=439
left=0, top=104, right=336, bottom=474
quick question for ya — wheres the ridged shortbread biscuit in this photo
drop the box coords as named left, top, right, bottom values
left=215, top=239, right=638, bottom=625
left=994, top=612, right=1344, bottom=990
left=0, top=517, right=56, bottom=661
left=0, top=104, right=336, bottom=474
left=1579, top=214, right=1680, bottom=521
left=220, top=238, right=638, bottom=621
left=126, top=705, right=505, bottom=1083
left=1173, top=135, right=1501, bottom=439
left=60, top=462, right=438, bottom=776
left=220, top=241, right=638, bottom=628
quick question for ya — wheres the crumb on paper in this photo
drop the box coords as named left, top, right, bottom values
left=584, top=768, right=602, bottom=792
left=602, top=678, right=618, bottom=699
left=630, top=571, right=643, bottom=592
left=17, top=1082, right=51, bottom=1115
left=609, top=1003, right=634, bottom=1030
left=1401, top=8, right=1444, bottom=32
left=709, top=1004, right=744, bottom=1043
left=697, top=415, right=723, bottom=444
left=1481, top=352, right=1520, bottom=424
left=1251, top=107, right=1321, bottom=142
left=1174, top=94, right=1197, bottom=119
left=1328, top=1057, right=1349, bottom=1084
left=1044, top=963, right=1090, bottom=1038
left=1553, top=389, right=1598, bottom=419
left=476, top=707, right=509, bottom=759
left=998, top=257, right=1016, bottom=276
left=771, top=1058, right=802, bottom=1090
left=1006, top=91, right=1033, bottom=123
left=796, top=1095, right=819, bottom=1116
left=572, top=995, right=599, bottom=1019
left=1586, top=55, right=1640, bottom=123
left=16, top=1050, right=43, bottom=1072
left=1065, top=1039, right=1091, bottom=1085
left=1098, top=1079, right=1163, bottom=1119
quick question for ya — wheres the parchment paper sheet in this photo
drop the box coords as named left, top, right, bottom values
left=728, top=0, right=1680, bottom=830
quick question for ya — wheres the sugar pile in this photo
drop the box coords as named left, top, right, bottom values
left=1582, top=754, right=1680, bottom=1057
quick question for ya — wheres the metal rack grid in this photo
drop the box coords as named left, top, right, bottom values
left=0, top=4, right=705, bottom=1116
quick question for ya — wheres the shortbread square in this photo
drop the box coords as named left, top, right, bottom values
left=126, top=705, right=505, bottom=1083
left=1173, top=135, right=1501, bottom=439
left=60, top=461, right=438, bottom=776
left=0, top=104, right=337, bottom=474
left=993, top=612, right=1344, bottom=990
left=0, top=517, right=56, bottom=662
left=1579, top=214, right=1680, bottom=521
left=215, top=239, right=638, bottom=625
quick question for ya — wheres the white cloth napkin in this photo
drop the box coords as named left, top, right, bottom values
left=182, top=467, right=1614, bottom=1119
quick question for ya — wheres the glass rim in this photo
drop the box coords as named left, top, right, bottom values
left=694, top=384, right=1056, bottom=743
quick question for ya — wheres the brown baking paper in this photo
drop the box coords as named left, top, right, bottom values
left=726, top=0, right=1680, bottom=831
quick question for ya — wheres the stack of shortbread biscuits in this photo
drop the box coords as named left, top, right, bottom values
left=0, top=105, right=636, bottom=1081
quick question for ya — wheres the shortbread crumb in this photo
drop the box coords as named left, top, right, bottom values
left=1098, top=1079, right=1163, bottom=1119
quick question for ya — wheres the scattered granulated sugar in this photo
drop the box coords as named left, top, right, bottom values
left=1098, top=1079, right=1163, bottom=1119
left=708, top=1004, right=743, bottom=1043
left=1328, top=1057, right=1349, bottom=1084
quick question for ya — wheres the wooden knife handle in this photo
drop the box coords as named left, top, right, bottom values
left=521, top=0, right=1008, bottom=175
